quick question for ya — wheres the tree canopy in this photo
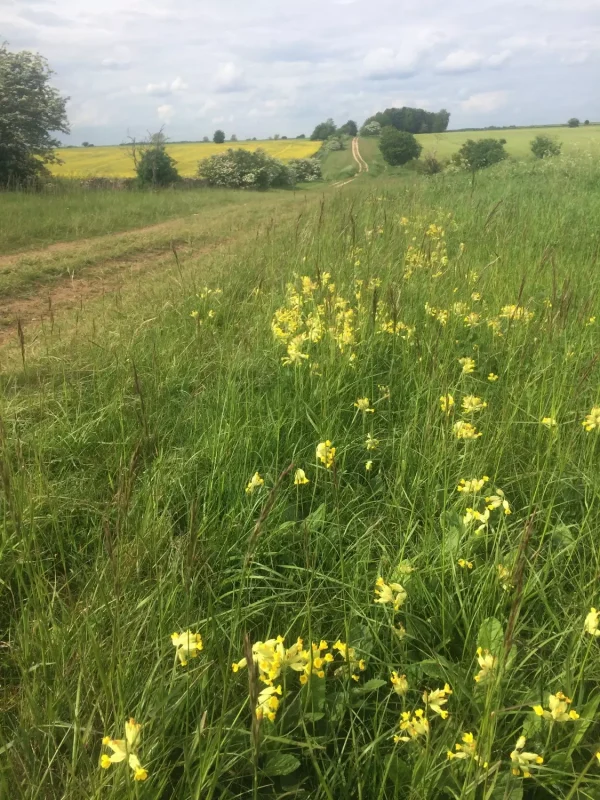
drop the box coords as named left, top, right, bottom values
left=0, top=43, right=69, bottom=186
left=310, top=118, right=337, bottom=141
left=338, top=120, right=358, bottom=137
left=213, top=129, right=225, bottom=143
left=379, top=127, right=422, bottom=166
left=362, top=107, right=450, bottom=135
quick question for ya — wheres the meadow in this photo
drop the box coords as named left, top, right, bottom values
left=50, top=139, right=322, bottom=178
left=1, top=154, right=600, bottom=799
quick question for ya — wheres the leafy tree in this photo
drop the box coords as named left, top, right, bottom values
left=325, top=136, right=345, bottom=151
left=432, top=109, right=451, bottom=133
left=584, top=120, right=590, bottom=126
left=453, top=139, right=507, bottom=171
left=338, top=120, right=358, bottom=137
left=530, top=135, right=561, bottom=159
left=379, top=127, right=422, bottom=166
left=230, top=134, right=238, bottom=142
left=310, top=118, right=337, bottom=141
left=82, top=141, right=90, bottom=147
left=131, top=133, right=180, bottom=187
left=273, top=134, right=280, bottom=140
left=360, top=120, right=381, bottom=136
left=567, top=118, right=580, bottom=128
left=202, top=136, right=210, bottom=142
left=213, top=129, right=225, bottom=143
left=0, top=43, right=69, bottom=186
left=296, top=134, right=306, bottom=139
left=362, top=106, right=450, bottom=135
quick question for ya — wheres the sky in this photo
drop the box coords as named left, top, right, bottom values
left=2, top=0, right=599, bottom=145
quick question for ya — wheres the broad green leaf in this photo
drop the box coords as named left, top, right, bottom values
left=263, top=753, right=301, bottom=777
left=478, top=617, right=504, bottom=656
left=359, top=678, right=387, bottom=692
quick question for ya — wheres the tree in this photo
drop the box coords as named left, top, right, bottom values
left=82, top=141, right=90, bottom=147
left=360, top=120, right=381, bottom=136
left=338, top=120, right=358, bottom=137
left=432, top=109, right=451, bottom=133
left=296, top=134, right=306, bottom=139
left=530, top=135, right=561, bottom=159
left=202, top=136, right=210, bottom=142
left=584, top=120, right=590, bottom=126
left=310, top=118, right=337, bottom=141
left=379, top=127, right=422, bottom=166
left=453, top=139, right=507, bottom=171
left=0, top=43, right=69, bottom=186
left=130, top=130, right=180, bottom=187
left=213, top=129, right=225, bottom=143
left=567, top=118, right=580, bottom=128
left=362, top=106, right=450, bottom=135
left=230, top=134, right=238, bottom=142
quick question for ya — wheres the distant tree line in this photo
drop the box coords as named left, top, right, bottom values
left=362, top=107, right=450, bottom=135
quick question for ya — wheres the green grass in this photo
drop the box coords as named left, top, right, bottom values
left=2, top=156, right=600, bottom=799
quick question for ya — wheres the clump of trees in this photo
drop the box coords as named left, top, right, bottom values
left=360, top=120, right=382, bottom=137
left=567, top=118, right=580, bottom=128
left=0, top=43, right=69, bottom=187
left=213, top=129, right=225, bottom=143
left=310, top=118, right=337, bottom=141
left=530, top=135, right=561, bottom=159
left=338, top=120, right=358, bottom=136
left=363, top=106, right=450, bottom=135
left=451, top=139, right=508, bottom=172
left=379, top=127, right=422, bottom=166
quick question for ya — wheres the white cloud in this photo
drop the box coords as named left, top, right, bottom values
left=437, top=49, right=483, bottom=73
left=157, top=103, right=175, bottom=122
left=170, top=76, right=188, bottom=92
left=214, top=62, right=246, bottom=92
left=460, top=91, right=509, bottom=113
left=145, top=77, right=188, bottom=96
left=101, top=57, right=130, bottom=70
left=362, top=47, right=419, bottom=79
left=488, top=49, right=512, bottom=67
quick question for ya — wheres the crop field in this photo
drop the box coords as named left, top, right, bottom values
left=2, top=154, right=600, bottom=799
left=49, top=139, right=322, bottom=178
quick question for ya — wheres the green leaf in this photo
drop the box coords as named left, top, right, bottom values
left=304, top=673, right=326, bottom=713
left=521, top=711, right=542, bottom=739
left=359, top=678, right=387, bottom=692
left=567, top=693, right=600, bottom=757
left=478, top=617, right=504, bottom=656
left=264, top=753, right=301, bottom=777
left=302, top=712, right=324, bottom=722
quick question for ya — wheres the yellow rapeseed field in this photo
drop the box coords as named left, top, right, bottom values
left=50, top=139, right=321, bottom=178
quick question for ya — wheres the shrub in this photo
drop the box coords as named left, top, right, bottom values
left=567, top=118, right=580, bottom=128
left=360, top=120, right=381, bottom=137
left=452, top=139, right=507, bottom=171
left=197, top=148, right=294, bottom=189
left=135, top=145, right=180, bottom=187
left=338, top=120, right=358, bottom=137
left=310, top=119, right=337, bottom=141
left=379, top=127, right=422, bottom=166
left=531, top=135, right=562, bottom=159
left=213, top=129, right=225, bottom=143
left=288, top=158, right=322, bottom=182
left=422, top=152, right=443, bottom=175
left=325, top=136, right=345, bottom=151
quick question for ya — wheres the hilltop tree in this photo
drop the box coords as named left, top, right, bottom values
left=310, top=118, right=337, bottom=141
left=338, top=120, right=358, bottom=137
left=567, top=118, right=580, bottom=128
left=379, top=127, right=422, bottom=166
left=213, top=129, right=225, bottom=143
left=0, top=43, right=69, bottom=186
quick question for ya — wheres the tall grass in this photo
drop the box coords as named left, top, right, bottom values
left=1, top=157, right=600, bottom=799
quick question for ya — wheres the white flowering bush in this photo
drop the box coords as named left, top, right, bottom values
left=198, top=148, right=294, bottom=189
left=288, top=158, right=322, bottom=182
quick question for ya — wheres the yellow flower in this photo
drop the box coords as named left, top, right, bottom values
left=316, top=440, right=335, bottom=469
left=256, top=684, right=282, bottom=722
left=461, top=396, right=487, bottom=414
left=447, top=732, right=487, bottom=766
left=101, top=719, right=148, bottom=781
left=487, top=373, right=499, bottom=382
left=541, top=417, right=557, bottom=428
left=294, top=468, right=309, bottom=485
left=582, top=407, right=600, bottom=432
left=458, top=558, right=473, bottom=569
left=474, top=647, right=497, bottom=684
left=440, top=394, right=455, bottom=414
left=374, top=577, right=407, bottom=612
left=365, top=460, right=373, bottom=472
left=471, top=292, right=481, bottom=301
left=464, top=312, right=481, bottom=328
left=499, top=304, right=534, bottom=323
left=459, top=357, right=476, bottom=374
left=365, top=433, right=379, bottom=451
left=282, top=335, right=309, bottom=366
left=245, top=472, right=265, bottom=494
left=395, top=709, right=429, bottom=742
left=171, top=631, right=203, bottom=666
left=453, top=421, right=482, bottom=440
left=586, top=316, right=596, bottom=326
left=332, top=640, right=365, bottom=681
left=584, top=607, right=600, bottom=637
left=596, top=751, right=600, bottom=765
left=391, top=671, right=409, bottom=696
left=463, top=507, right=490, bottom=534
left=378, top=384, right=391, bottom=400
left=497, top=564, right=513, bottom=591
left=533, top=692, right=579, bottom=722
left=190, top=310, right=199, bottom=319
left=423, top=684, right=452, bottom=719
left=486, top=489, right=511, bottom=515
left=510, top=736, right=543, bottom=778
left=354, top=397, right=375, bottom=413
left=457, top=476, right=489, bottom=493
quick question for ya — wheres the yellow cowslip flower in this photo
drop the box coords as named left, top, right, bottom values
left=459, top=357, right=476, bottom=374
left=365, top=460, right=373, bottom=472
left=101, top=719, right=148, bottom=782
left=584, top=607, right=600, bottom=637
left=447, top=732, right=487, bottom=766
left=457, top=476, right=489, bottom=493
left=463, top=507, right=490, bottom=534
left=378, top=384, right=391, bottom=400
left=400, top=216, right=409, bottom=226
left=256, top=684, right=282, bottom=722
left=461, top=396, right=487, bottom=414
left=332, top=640, right=366, bottom=682
left=500, top=305, right=534, bottom=323
left=596, top=751, right=600, bottom=765
left=391, top=671, right=408, bottom=697
left=395, top=709, right=429, bottom=742
left=464, top=312, right=481, bottom=328
left=582, top=407, right=600, bottom=432
left=586, top=316, right=596, bottom=326
left=486, top=489, right=511, bottom=515
left=365, top=433, right=379, bottom=451
left=282, top=335, right=309, bottom=366
left=171, top=631, right=203, bottom=666
left=440, top=394, right=455, bottom=414
left=510, top=736, right=543, bottom=778
left=471, top=292, right=481, bottom=301
left=245, top=472, right=264, bottom=494
left=354, top=397, right=375, bottom=413
left=294, top=468, right=309, bottom=485
left=374, top=577, right=407, bottom=612
left=454, top=421, right=482, bottom=440
left=487, top=373, right=499, bottom=382
left=458, top=558, right=473, bottom=569
left=301, top=276, right=317, bottom=296
left=453, top=302, right=468, bottom=315
left=497, top=564, right=513, bottom=591
left=541, top=417, right=557, bottom=428
left=316, top=440, right=335, bottom=469
left=533, top=692, right=579, bottom=722
left=474, top=647, right=497, bottom=684
left=423, top=684, right=452, bottom=719
left=190, top=310, right=199, bottom=319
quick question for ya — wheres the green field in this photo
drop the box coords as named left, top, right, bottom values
left=2, top=152, right=600, bottom=799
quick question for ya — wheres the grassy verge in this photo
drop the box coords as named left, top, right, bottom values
left=1, top=157, right=600, bottom=799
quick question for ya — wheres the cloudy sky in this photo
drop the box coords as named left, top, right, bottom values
left=3, top=0, right=598, bottom=145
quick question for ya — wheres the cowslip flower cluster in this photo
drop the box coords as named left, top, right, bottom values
left=294, top=468, right=310, bottom=485
left=423, top=684, right=452, bottom=719
left=395, top=709, right=429, bottom=742
left=440, top=394, right=455, bottom=414
left=374, top=577, right=407, bottom=612
left=584, top=607, right=600, bottom=637
left=541, top=416, right=557, bottom=428
left=453, top=421, right=482, bottom=440
left=582, top=407, right=600, bottom=432
left=354, top=397, right=374, bottom=413
left=462, top=487, right=511, bottom=533
left=365, top=433, right=379, bottom=451
left=101, top=719, right=148, bottom=782
left=459, top=357, right=476, bottom=375
left=497, top=564, right=513, bottom=591
left=171, top=631, right=203, bottom=666
left=461, top=395, right=487, bottom=413
left=316, top=440, right=336, bottom=468
left=447, top=732, right=487, bottom=766
left=510, top=736, right=543, bottom=778
left=331, top=640, right=367, bottom=682
left=391, top=671, right=409, bottom=696
left=486, top=489, right=511, bottom=515
left=458, top=558, right=473, bottom=569
left=457, top=476, right=489, bottom=493
left=245, top=472, right=264, bottom=494
left=533, top=692, right=579, bottom=722
left=474, top=647, right=497, bottom=684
